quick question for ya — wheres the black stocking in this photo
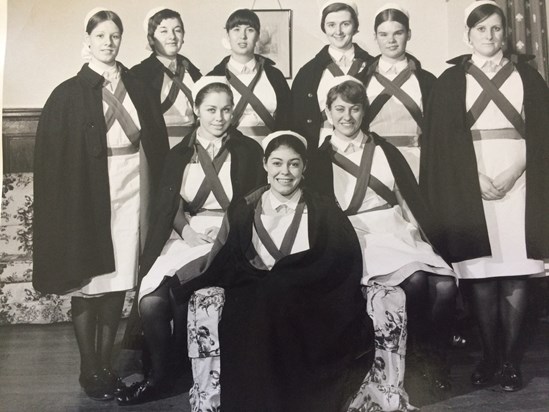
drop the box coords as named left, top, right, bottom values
left=400, top=271, right=429, bottom=353
left=71, top=296, right=99, bottom=376
left=169, top=287, right=190, bottom=370
left=468, top=279, right=498, bottom=363
left=427, top=275, right=457, bottom=363
left=139, top=283, right=172, bottom=384
left=500, top=277, right=529, bottom=365
left=96, top=292, right=125, bottom=370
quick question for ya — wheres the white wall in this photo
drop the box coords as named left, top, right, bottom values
left=4, top=0, right=474, bottom=108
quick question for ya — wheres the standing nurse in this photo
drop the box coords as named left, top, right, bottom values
left=421, top=0, right=549, bottom=392
left=292, top=0, right=374, bottom=149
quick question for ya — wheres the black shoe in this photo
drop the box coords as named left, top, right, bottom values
left=500, top=362, right=523, bottom=392
left=99, top=368, right=126, bottom=397
left=116, top=380, right=164, bottom=405
left=79, top=372, right=114, bottom=401
left=471, top=359, right=498, bottom=386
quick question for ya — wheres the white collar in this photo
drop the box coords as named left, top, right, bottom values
left=328, top=45, right=355, bottom=63
left=89, top=60, right=119, bottom=78
left=268, top=187, right=302, bottom=212
left=156, top=54, right=178, bottom=70
left=196, top=130, right=224, bottom=150
left=471, top=50, right=505, bottom=69
left=228, top=56, right=257, bottom=74
left=330, top=130, right=365, bottom=153
left=378, top=56, right=408, bottom=75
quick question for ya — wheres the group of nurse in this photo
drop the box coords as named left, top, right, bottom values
left=32, top=0, right=549, bottom=410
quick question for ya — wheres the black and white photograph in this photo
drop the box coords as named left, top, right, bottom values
left=1, top=0, right=549, bottom=411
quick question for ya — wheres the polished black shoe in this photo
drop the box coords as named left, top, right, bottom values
left=99, top=368, right=126, bottom=397
left=471, top=359, right=498, bottom=386
left=116, top=380, right=165, bottom=405
left=79, top=372, right=114, bottom=401
left=500, top=362, right=523, bottom=392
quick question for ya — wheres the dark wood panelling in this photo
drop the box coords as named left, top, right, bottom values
left=2, top=108, right=41, bottom=173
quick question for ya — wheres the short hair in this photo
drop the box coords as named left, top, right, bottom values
left=147, top=9, right=184, bottom=51
left=195, top=83, right=234, bottom=108
left=320, top=3, right=359, bottom=34
left=86, top=10, right=123, bottom=35
left=264, top=134, right=308, bottom=165
left=466, top=4, right=506, bottom=31
left=374, top=8, right=410, bottom=32
left=326, top=80, right=367, bottom=110
left=225, top=9, right=260, bottom=32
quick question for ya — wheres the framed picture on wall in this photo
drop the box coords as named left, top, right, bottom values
left=253, top=9, right=293, bottom=78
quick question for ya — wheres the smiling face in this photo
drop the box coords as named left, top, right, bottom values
left=264, top=145, right=305, bottom=199
left=323, top=10, right=355, bottom=51
left=327, top=95, right=365, bottom=139
left=153, top=17, right=184, bottom=58
left=227, top=24, right=259, bottom=58
left=194, top=91, right=233, bottom=139
left=375, top=20, right=410, bottom=62
left=468, top=12, right=505, bottom=58
left=86, top=20, right=121, bottom=65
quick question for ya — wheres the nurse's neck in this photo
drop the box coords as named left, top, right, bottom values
left=380, top=53, right=406, bottom=65
left=334, top=129, right=361, bottom=142
left=231, top=53, right=255, bottom=65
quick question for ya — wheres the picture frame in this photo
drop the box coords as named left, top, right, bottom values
left=253, top=9, right=293, bottom=79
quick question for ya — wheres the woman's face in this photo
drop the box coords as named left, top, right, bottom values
left=327, top=96, right=365, bottom=139
left=227, top=25, right=259, bottom=58
left=324, top=10, right=355, bottom=51
left=86, top=20, right=122, bottom=64
left=194, top=91, right=233, bottom=139
left=264, top=145, right=305, bottom=199
left=468, top=13, right=505, bottom=58
left=153, top=18, right=184, bottom=58
left=375, top=20, right=410, bottom=61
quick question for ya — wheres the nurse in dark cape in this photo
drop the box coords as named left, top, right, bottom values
left=421, top=0, right=549, bottom=392
left=131, top=7, right=202, bottom=148
left=173, top=131, right=374, bottom=412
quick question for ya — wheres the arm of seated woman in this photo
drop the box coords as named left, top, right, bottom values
left=491, top=156, right=526, bottom=195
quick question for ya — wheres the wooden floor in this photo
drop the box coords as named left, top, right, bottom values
left=1, top=319, right=548, bottom=411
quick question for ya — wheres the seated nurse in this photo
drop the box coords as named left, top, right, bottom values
left=306, top=76, right=458, bottom=392
left=117, top=76, right=265, bottom=405
left=173, top=131, right=374, bottom=412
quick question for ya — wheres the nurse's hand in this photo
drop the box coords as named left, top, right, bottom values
left=182, top=225, right=213, bottom=246
left=204, top=226, right=220, bottom=241
left=478, top=173, right=505, bottom=201
left=492, top=167, right=522, bottom=195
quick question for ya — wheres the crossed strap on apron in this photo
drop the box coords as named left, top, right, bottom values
left=326, top=57, right=365, bottom=77
left=253, top=193, right=306, bottom=262
left=160, top=60, right=194, bottom=114
left=368, top=60, right=424, bottom=132
left=330, top=136, right=398, bottom=215
left=465, top=60, right=525, bottom=138
left=102, top=79, right=141, bottom=155
left=225, top=58, right=276, bottom=131
left=186, top=135, right=231, bottom=214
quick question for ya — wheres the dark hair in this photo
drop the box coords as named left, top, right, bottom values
left=147, top=9, right=184, bottom=51
left=466, top=4, right=506, bottom=30
left=320, top=3, right=359, bottom=34
left=374, top=8, right=409, bottom=32
left=264, top=135, right=308, bottom=165
left=86, top=10, right=123, bottom=35
left=225, top=9, right=260, bottom=32
left=195, top=83, right=234, bottom=108
left=326, top=80, right=367, bottom=110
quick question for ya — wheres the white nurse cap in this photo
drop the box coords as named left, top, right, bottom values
left=262, top=130, right=308, bottom=151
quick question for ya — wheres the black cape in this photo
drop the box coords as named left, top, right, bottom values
left=173, top=186, right=374, bottom=412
